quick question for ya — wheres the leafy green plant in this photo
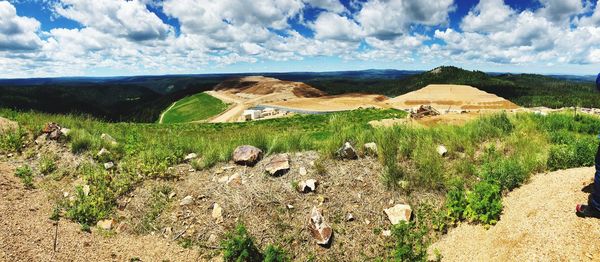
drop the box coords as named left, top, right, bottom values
left=39, top=153, right=57, bottom=175
left=221, top=223, right=262, bottom=262
left=464, top=182, right=502, bottom=225
left=479, top=158, right=528, bottom=191
left=445, top=182, right=468, bottom=223
left=15, top=165, right=34, bottom=188
left=263, top=245, right=290, bottom=262
left=0, top=128, right=25, bottom=153
left=391, top=221, right=427, bottom=262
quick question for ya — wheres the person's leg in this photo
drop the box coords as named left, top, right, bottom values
left=591, top=142, right=600, bottom=211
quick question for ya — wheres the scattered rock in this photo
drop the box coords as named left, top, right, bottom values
left=207, top=234, right=218, bottom=244
left=180, top=196, right=194, bottom=206
left=287, top=204, right=294, bottom=209
left=346, top=213, right=355, bottom=222
left=384, top=204, right=412, bottom=225
left=364, top=142, right=378, bottom=156
left=42, top=122, right=63, bottom=140
left=184, top=153, right=198, bottom=161
left=299, top=166, right=307, bottom=176
left=97, top=219, right=116, bottom=230
left=97, top=148, right=110, bottom=157
left=60, top=128, right=71, bottom=136
left=100, top=133, right=118, bottom=146
left=336, top=142, right=357, bottom=160
left=212, top=203, right=223, bottom=224
left=382, top=230, right=392, bottom=237
left=82, top=185, right=90, bottom=196
left=264, top=153, right=290, bottom=176
left=308, top=206, right=332, bottom=246
left=298, top=179, right=317, bottom=193
left=104, top=162, right=114, bottom=170
left=63, top=191, right=69, bottom=198
left=226, top=173, right=242, bottom=186
left=232, top=145, right=263, bottom=166
left=437, top=145, right=448, bottom=157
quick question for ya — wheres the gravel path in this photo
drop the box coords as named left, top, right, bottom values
left=430, top=167, right=600, bottom=261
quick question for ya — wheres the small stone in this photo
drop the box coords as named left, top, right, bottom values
left=299, top=179, right=317, bottom=193
left=100, top=133, right=118, bottom=145
left=180, top=195, right=194, bottom=206
left=218, top=176, right=229, bottom=183
left=212, top=203, right=223, bottom=224
left=97, top=219, right=116, bottom=230
left=309, top=161, right=315, bottom=167
left=384, top=204, right=412, bottom=225
left=336, top=142, right=357, bottom=160
left=207, top=234, right=218, bottom=244
left=82, top=185, right=90, bottom=196
left=264, top=154, right=290, bottom=176
left=226, top=173, right=242, bottom=186
left=364, top=142, right=378, bottom=156
left=382, top=230, right=392, bottom=237
left=364, top=219, right=371, bottom=225
left=308, top=206, right=332, bottom=246
left=60, top=128, right=71, bottom=136
left=97, top=148, right=110, bottom=157
left=388, top=199, right=394, bottom=205
left=7, top=153, right=13, bottom=158
left=184, top=153, right=198, bottom=161
left=437, top=145, right=448, bottom=157
left=104, top=162, right=114, bottom=170
left=168, top=192, right=176, bottom=199
left=63, top=191, right=69, bottom=198
left=298, top=167, right=307, bottom=176
left=287, top=204, right=294, bottom=209
left=346, top=213, right=354, bottom=222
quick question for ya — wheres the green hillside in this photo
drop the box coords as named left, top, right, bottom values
left=159, top=93, right=228, bottom=124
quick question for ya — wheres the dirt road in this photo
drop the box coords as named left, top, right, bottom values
left=430, top=167, right=600, bottom=261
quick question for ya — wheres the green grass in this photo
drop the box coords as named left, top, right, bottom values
left=160, top=92, right=228, bottom=124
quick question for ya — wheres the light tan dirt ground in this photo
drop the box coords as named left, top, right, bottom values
left=429, top=167, right=600, bottom=261
left=0, top=160, right=198, bottom=262
left=265, top=94, right=390, bottom=112
left=387, top=84, right=520, bottom=110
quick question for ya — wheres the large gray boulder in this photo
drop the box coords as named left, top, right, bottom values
left=265, top=153, right=290, bottom=176
left=232, top=145, right=263, bottom=166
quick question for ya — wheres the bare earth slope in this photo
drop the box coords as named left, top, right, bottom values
left=0, top=161, right=197, bottom=262
left=430, top=167, right=600, bottom=261
left=388, top=84, right=519, bottom=110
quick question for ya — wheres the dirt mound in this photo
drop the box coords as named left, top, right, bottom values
left=388, top=84, right=519, bottom=110
left=0, top=117, right=18, bottom=134
left=265, top=93, right=390, bottom=112
left=214, top=76, right=325, bottom=98
left=429, top=167, right=600, bottom=261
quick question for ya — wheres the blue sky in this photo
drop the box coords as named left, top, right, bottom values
left=0, top=0, right=599, bottom=78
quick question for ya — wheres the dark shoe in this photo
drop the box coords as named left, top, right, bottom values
left=576, top=204, right=600, bottom=218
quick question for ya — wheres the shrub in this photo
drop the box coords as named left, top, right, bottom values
left=15, top=165, right=34, bottom=188
left=221, top=223, right=262, bottom=262
left=39, top=154, right=57, bottom=175
left=479, top=158, right=528, bottom=191
left=65, top=164, right=115, bottom=228
left=263, top=245, right=290, bottom=262
left=0, top=128, right=25, bottom=153
left=391, top=221, right=428, bottom=262
left=463, top=182, right=502, bottom=225
left=445, top=182, right=468, bottom=223
left=547, top=138, right=596, bottom=171
left=70, top=129, right=95, bottom=154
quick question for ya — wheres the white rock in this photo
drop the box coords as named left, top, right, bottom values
left=63, top=191, right=69, bottom=198
left=346, top=213, right=354, bottom=222
left=82, top=185, right=90, bottom=196
left=184, top=153, right=198, bottom=161
left=299, top=179, right=317, bottom=193
left=437, top=145, right=448, bottom=157
left=212, top=203, right=223, bottom=224
left=287, top=204, right=294, bottom=209
left=97, top=219, right=116, bottom=230
left=60, top=128, right=71, bottom=136
left=97, top=148, right=110, bottom=157
left=168, top=192, right=176, bottom=199
left=218, top=176, right=229, bottom=183
left=180, top=195, right=194, bottom=206
left=382, top=230, right=392, bottom=237
left=100, top=133, right=117, bottom=145
left=104, top=162, right=114, bottom=170
left=299, top=167, right=307, bottom=176
left=207, top=234, right=218, bottom=244
left=364, top=142, right=378, bottom=156
left=384, top=204, right=412, bottom=225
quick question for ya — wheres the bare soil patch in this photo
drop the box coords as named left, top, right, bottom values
left=429, top=167, right=600, bottom=261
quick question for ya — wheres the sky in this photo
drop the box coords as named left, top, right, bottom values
left=0, top=0, right=600, bottom=78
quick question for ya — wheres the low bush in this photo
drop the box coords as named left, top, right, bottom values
left=221, top=223, right=262, bottom=262
left=391, top=221, right=428, bottom=262
left=15, top=165, right=34, bottom=189
left=479, top=158, right=528, bottom=191
left=69, top=129, right=96, bottom=154
left=263, top=245, right=290, bottom=262
left=547, top=137, right=596, bottom=170
left=0, top=128, right=25, bottom=153
left=38, top=153, right=57, bottom=175
left=463, top=182, right=502, bottom=225
left=445, top=182, right=468, bottom=224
